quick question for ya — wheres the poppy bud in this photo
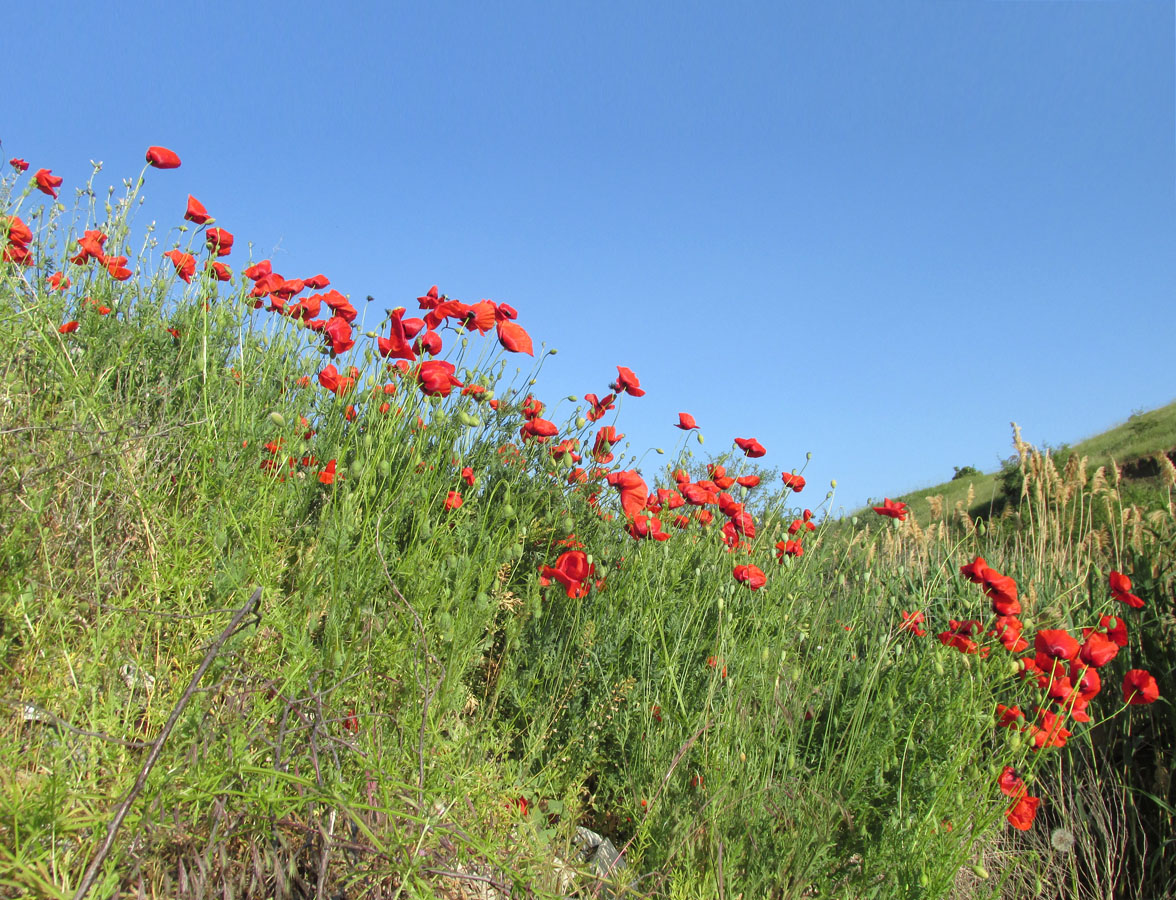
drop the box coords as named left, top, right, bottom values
left=566, top=395, right=578, bottom=402
left=458, top=410, right=482, bottom=427
left=576, top=416, right=588, bottom=429
left=830, top=479, right=837, bottom=488
left=696, top=433, right=704, bottom=445
left=269, top=412, right=286, bottom=427
left=806, top=452, right=812, bottom=460
left=970, top=866, right=989, bottom=880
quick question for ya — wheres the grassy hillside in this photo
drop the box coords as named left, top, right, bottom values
left=870, top=402, right=1176, bottom=523
left=2, top=148, right=1174, bottom=900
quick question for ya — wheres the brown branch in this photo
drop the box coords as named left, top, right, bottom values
left=71, top=587, right=262, bottom=900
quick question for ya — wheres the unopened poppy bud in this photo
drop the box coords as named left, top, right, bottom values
left=655, top=448, right=664, bottom=454
left=970, top=866, right=989, bottom=880
left=717, top=597, right=724, bottom=611
left=806, top=452, right=812, bottom=460
left=269, top=412, right=286, bottom=428
left=548, top=348, right=558, bottom=355
left=576, top=416, right=587, bottom=429
left=696, top=433, right=704, bottom=445
left=458, top=410, right=481, bottom=427
left=830, top=479, right=837, bottom=489
left=826, top=491, right=834, bottom=499
left=566, top=395, right=578, bottom=402
left=365, top=331, right=378, bottom=338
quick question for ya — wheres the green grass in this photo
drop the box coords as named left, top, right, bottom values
left=2, top=150, right=1173, bottom=900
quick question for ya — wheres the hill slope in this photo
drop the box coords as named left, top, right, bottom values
left=868, top=400, right=1176, bottom=520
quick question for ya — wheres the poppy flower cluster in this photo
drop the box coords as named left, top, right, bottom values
left=915, top=560, right=1162, bottom=831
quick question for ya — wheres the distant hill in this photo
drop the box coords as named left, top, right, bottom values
left=864, top=400, right=1176, bottom=521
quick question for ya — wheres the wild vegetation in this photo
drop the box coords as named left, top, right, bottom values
left=1, top=148, right=1171, bottom=899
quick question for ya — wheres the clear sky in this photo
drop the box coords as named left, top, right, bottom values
left=6, top=0, right=1174, bottom=514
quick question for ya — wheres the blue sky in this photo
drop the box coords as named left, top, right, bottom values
left=6, top=1, right=1174, bottom=514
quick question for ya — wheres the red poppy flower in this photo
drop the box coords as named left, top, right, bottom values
left=1109, top=571, right=1144, bottom=609
left=1078, top=630, right=1119, bottom=668
left=163, top=249, right=196, bottom=283
left=205, top=260, right=231, bottom=281
left=733, top=564, right=767, bottom=590
left=1034, top=629, right=1079, bottom=662
left=657, top=488, right=684, bottom=509
left=1029, top=708, right=1072, bottom=749
left=205, top=227, right=233, bottom=257
left=606, top=470, right=649, bottom=520
left=34, top=169, right=63, bottom=198
left=376, top=310, right=417, bottom=361
left=675, top=412, right=699, bottom=430
left=317, top=315, right=353, bottom=355
left=539, top=550, right=596, bottom=598
left=768, top=472, right=800, bottom=493
left=995, top=704, right=1023, bottom=728
left=416, top=360, right=462, bottom=397
left=1122, top=669, right=1159, bottom=705
left=58, top=321, right=79, bottom=333
left=47, top=272, right=70, bottom=291
left=627, top=513, right=670, bottom=541
left=728, top=510, right=756, bottom=538
left=899, top=610, right=927, bottom=636
left=72, top=228, right=109, bottom=264
left=462, top=300, right=497, bottom=334
left=610, top=366, right=645, bottom=397
left=681, top=482, right=718, bottom=506
left=413, top=329, right=442, bottom=356
left=584, top=393, right=616, bottom=422
left=872, top=498, right=908, bottom=520
left=184, top=195, right=212, bottom=225
left=9, top=158, right=29, bottom=172
left=990, top=616, right=1028, bottom=653
left=736, top=475, right=761, bottom=488
left=146, top=146, right=182, bottom=169
left=592, top=425, right=624, bottom=463
left=317, top=364, right=355, bottom=395
left=734, top=437, right=766, bottom=458
left=243, top=260, right=272, bottom=281
left=938, top=620, right=985, bottom=655
left=304, top=274, right=330, bottom=289
left=1099, top=614, right=1128, bottom=647
left=99, top=255, right=130, bottom=280
left=445, top=491, right=463, bottom=510
left=959, top=556, right=988, bottom=584
left=998, top=765, right=1025, bottom=799
left=318, top=460, right=337, bottom=484
left=520, top=418, right=559, bottom=442
left=981, top=569, right=1020, bottom=616
left=1005, top=793, right=1040, bottom=831
left=496, top=319, right=534, bottom=355
left=775, top=538, right=804, bottom=559
left=1070, top=662, right=1101, bottom=700
left=3, top=215, right=33, bottom=248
